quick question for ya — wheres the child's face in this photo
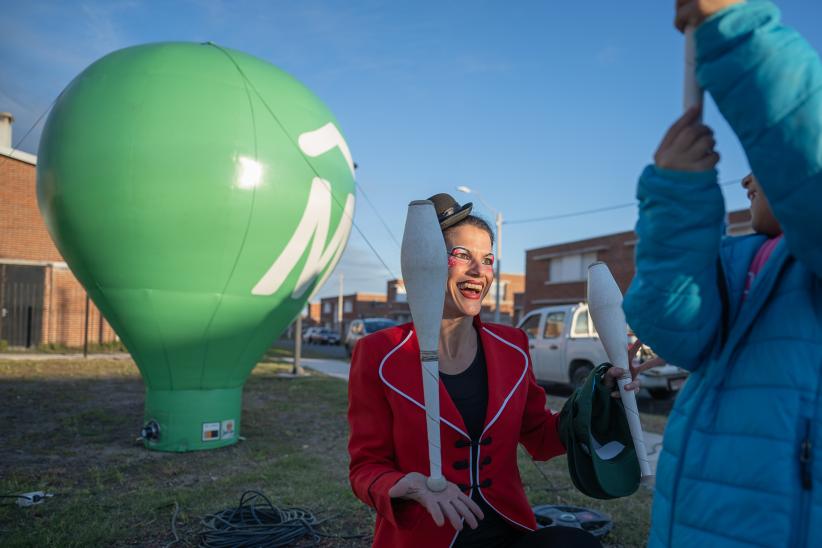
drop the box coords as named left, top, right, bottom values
left=742, top=174, right=782, bottom=237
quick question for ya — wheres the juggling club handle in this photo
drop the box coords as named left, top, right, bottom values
left=617, top=375, right=653, bottom=479
left=421, top=353, right=447, bottom=492
left=684, top=26, right=703, bottom=118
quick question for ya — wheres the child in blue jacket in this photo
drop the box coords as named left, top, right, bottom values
left=624, top=1, right=822, bottom=546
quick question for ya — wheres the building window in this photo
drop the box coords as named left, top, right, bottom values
left=394, top=285, right=407, bottom=303
left=323, top=302, right=331, bottom=313
left=548, top=252, right=598, bottom=283
left=343, top=300, right=353, bottom=313
left=489, top=280, right=509, bottom=303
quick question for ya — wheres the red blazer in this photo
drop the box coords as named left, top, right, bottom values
left=347, top=316, right=566, bottom=547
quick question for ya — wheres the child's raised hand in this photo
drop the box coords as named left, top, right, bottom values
left=654, top=105, right=719, bottom=172
left=675, top=0, right=743, bottom=32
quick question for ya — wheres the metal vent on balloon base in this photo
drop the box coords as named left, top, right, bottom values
left=533, top=504, right=613, bottom=538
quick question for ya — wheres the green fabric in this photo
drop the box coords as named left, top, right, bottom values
left=559, top=363, right=640, bottom=499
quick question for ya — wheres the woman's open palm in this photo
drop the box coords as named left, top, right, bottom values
left=388, top=472, right=484, bottom=530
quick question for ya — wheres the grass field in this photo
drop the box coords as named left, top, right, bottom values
left=0, top=357, right=662, bottom=547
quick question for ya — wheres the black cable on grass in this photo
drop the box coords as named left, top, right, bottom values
left=164, top=501, right=181, bottom=548
left=198, top=490, right=367, bottom=547
left=0, top=495, right=24, bottom=502
left=529, top=459, right=571, bottom=493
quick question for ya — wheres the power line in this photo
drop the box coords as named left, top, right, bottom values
left=355, top=181, right=402, bottom=248
left=209, top=43, right=398, bottom=280
left=0, top=95, right=59, bottom=167
left=505, top=201, right=636, bottom=226
left=348, top=222, right=398, bottom=279
left=505, top=177, right=746, bottom=225
left=2, top=52, right=399, bottom=283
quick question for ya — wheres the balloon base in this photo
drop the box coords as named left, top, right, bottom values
left=143, top=386, right=243, bottom=452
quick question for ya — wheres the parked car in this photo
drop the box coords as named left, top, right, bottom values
left=316, top=328, right=341, bottom=345
left=302, top=327, right=322, bottom=344
left=516, top=303, right=688, bottom=399
left=303, top=327, right=340, bottom=345
left=303, top=327, right=322, bottom=343
left=345, top=318, right=398, bottom=357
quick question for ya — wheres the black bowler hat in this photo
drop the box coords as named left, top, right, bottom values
left=427, top=193, right=473, bottom=230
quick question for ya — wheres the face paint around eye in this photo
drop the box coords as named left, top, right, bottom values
left=448, top=246, right=494, bottom=268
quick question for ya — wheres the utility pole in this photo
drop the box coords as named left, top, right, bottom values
left=456, top=185, right=504, bottom=323
left=83, top=292, right=90, bottom=357
left=337, top=272, right=344, bottom=339
left=292, top=312, right=304, bottom=376
left=494, top=211, right=502, bottom=323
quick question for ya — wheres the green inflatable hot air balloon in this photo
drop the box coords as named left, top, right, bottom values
left=36, top=42, right=356, bottom=452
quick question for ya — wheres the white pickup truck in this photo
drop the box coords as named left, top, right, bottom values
left=517, top=303, right=688, bottom=399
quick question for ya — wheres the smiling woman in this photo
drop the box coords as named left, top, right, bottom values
left=345, top=193, right=638, bottom=547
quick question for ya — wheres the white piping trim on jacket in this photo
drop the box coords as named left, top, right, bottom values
left=378, top=329, right=469, bottom=438
left=479, top=326, right=529, bottom=437
left=476, top=326, right=535, bottom=531
left=475, top=442, right=535, bottom=531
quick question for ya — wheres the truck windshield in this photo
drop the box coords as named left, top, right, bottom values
left=364, top=320, right=396, bottom=333
left=573, top=311, right=589, bottom=336
left=543, top=312, right=565, bottom=338
left=520, top=315, right=540, bottom=339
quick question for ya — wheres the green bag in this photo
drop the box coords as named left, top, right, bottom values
left=558, top=363, right=640, bottom=499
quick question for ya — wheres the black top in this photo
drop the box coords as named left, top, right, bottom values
left=439, top=341, right=488, bottom=440
left=440, top=337, right=522, bottom=547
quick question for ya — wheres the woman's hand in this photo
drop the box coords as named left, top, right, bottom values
left=654, top=105, right=720, bottom=172
left=675, top=0, right=744, bottom=32
left=388, top=472, right=484, bottom=530
left=603, top=340, right=670, bottom=398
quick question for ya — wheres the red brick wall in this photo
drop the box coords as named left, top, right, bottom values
left=42, top=267, right=117, bottom=347
left=524, top=231, right=636, bottom=314
left=0, top=157, right=63, bottom=262
left=1, top=155, right=117, bottom=347
left=523, top=209, right=752, bottom=314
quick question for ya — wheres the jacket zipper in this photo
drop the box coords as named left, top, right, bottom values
left=795, top=418, right=813, bottom=548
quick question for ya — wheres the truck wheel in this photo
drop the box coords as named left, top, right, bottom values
left=649, top=388, right=673, bottom=400
left=571, top=363, right=593, bottom=390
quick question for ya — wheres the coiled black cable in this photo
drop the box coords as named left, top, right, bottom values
left=198, top=490, right=366, bottom=547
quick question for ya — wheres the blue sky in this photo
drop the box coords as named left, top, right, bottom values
left=3, top=0, right=821, bottom=301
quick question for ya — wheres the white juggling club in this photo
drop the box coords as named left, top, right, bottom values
left=684, top=26, right=703, bottom=117
left=400, top=200, right=448, bottom=492
left=587, top=262, right=653, bottom=482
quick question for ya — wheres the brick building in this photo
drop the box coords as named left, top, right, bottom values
left=322, top=273, right=525, bottom=331
left=307, top=302, right=321, bottom=326
left=319, top=292, right=390, bottom=335
left=486, top=273, right=524, bottom=324
left=0, top=113, right=117, bottom=348
left=523, top=209, right=753, bottom=314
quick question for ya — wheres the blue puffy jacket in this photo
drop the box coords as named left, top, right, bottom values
left=623, top=2, right=822, bottom=547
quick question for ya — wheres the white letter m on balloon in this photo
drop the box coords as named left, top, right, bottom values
left=251, top=123, right=355, bottom=299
